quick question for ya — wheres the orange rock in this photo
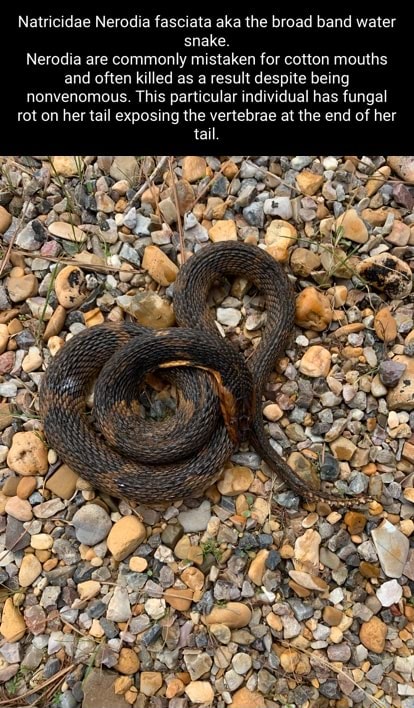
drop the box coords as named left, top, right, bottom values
left=374, top=307, right=397, bottom=342
left=295, top=287, right=333, bottom=331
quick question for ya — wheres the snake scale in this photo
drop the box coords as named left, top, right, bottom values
left=40, top=241, right=367, bottom=506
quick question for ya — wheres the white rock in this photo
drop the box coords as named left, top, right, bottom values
left=371, top=520, right=409, bottom=578
left=376, top=579, right=403, bottom=607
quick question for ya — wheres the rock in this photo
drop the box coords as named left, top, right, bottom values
left=21, top=346, right=42, bottom=373
left=5, top=496, right=33, bottom=522
left=372, top=519, right=409, bottom=578
left=288, top=571, right=329, bottom=592
left=182, top=156, right=207, bottom=182
left=265, top=222, right=298, bottom=263
left=204, top=602, right=252, bottom=629
left=48, top=221, right=87, bottom=243
left=376, top=579, right=403, bottom=607
left=17, top=476, right=37, bottom=499
left=169, top=179, right=194, bottom=215
left=158, top=197, right=177, bottom=225
left=386, top=221, right=411, bottom=246
left=55, top=266, right=85, bottom=308
left=114, top=676, right=133, bottom=695
left=7, top=274, right=38, bottom=303
left=387, top=356, right=414, bottom=409
left=320, top=245, right=356, bottom=278
left=27, top=296, right=53, bottom=320
left=217, top=466, right=254, bottom=496
left=359, top=616, right=387, bottom=653
left=323, top=606, right=344, bottom=626
left=209, top=219, right=237, bottom=242
left=45, top=464, right=79, bottom=499
left=393, top=182, right=414, bottom=209
left=185, top=681, right=214, bottom=704
left=51, top=156, right=82, bottom=177
left=95, top=192, right=114, bottom=213
left=336, top=208, right=368, bottom=243
left=107, top=586, right=131, bottom=623
left=184, top=652, right=212, bottom=680
left=374, top=307, right=397, bottom=342
left=344, top=511, right=367, bottom=535
left=82, top=669, right=130, bottom=708
left=299, top=346, right=331, bottom=377
left=365, top=166, right=391, bottom=196
left=0, top=598, right=26, bottom=642
left=7, top=431, right=48, bottom=475
left=72, top=504, right=112, bottom=545
left=141, top=245, right=178, bottom=286
left=110, top=156, right=140, bottom=183
left=0, top=206, right=12, bottom=234
left=0, top=325, right=9, bottom=355
left=295, top=287, right=333, bottom=331
left=117, top=292, right=175, bottom=329
left=181, top=567, right=205, bottom=592
left=178, top=500, right=211, bottom=532
left=140, top=672, right=163, bottom=697
left=30, top=533, right=54, bottom=550
left=217, top=307, right=242, bottom=327
left=145, top=598, right=165, bottom=619
left=387, top=156, right=414, bottom=184
left=296, top=171, right=324, bottom=195
left=107, top=515, right=146, bottom=561
left=164, top=587, right=193, bottom=611
left=357, top=254, right=412, bottom=299
left=248, top=549, right=269, bottom=585
left=264, top=196, right=292, bottom=219
left=290, top=248, right=321, bottom=277
left=294, top=529, right=321, bottom=574
left=330, top=436, right=357, bottom=461
left=230, top=687, right=265, bottom=708
left=115, top=647, right=140, bottom=675
left=18, top=554, right=42, bottom=587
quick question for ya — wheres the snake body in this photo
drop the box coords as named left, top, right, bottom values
left=40, top=242, right=366, bottom=506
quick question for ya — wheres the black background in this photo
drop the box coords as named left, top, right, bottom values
left=1, top=2, right=412, bottom=154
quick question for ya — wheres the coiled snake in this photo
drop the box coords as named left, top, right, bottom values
left=40, top=241, right=367, bottom=506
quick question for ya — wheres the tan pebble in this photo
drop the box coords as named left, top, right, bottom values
left=114, top=676, right=133, bottom=695
left=357, top=254, right=412, bottom=299
left=280, top=648, right=300, bottom=672
left=374, top=307, right=397, bottom=342
left=299, top=345, right=331, bottom=377
left=164, top=587, right=194, bottom=611
left=166, top=678, right=185, bottom=698
left=290, top=248, right=321, bottom=277
left=293, top=529, right=321, bottom=574
left=45, top=464, right=79, bottom=500
left=140, top=185, right=160, bottom=208
left=50, top=156, right=83, bottom=177
left=336, top=208, right=368, bottom=243
left=2, top=476, right=19, bottom=496
left=7, top=432, right=48, bottom=476
left=55, top=266, right=85, bottom=308
left=263, top=403, right=283, bottom=421
left=217, top=466, right=254, bottom=496
left=361, top=207, right=400, bottom=226
left=185, top=681, right=214, bottom=704
left=365, top=166, right=391, bottom=197
left=266, top=612, right=283, bottom=631
left=141, top=245, right=178, bottom=286
left=205, top=197, right=227, bottom=220
left=77, top=580, right=101, bottom=601
left=251, top=497, right=270, bottom=525
left=30, top=533, right=53, bottom=550
left=403, top=488, right=414, bottom=504
left=84, top=308, right=104, bottom=327
left=5, top=496, right=33, bottom=522
left=174, top=535, right=191, bottom=560
left=387, top=356, right=414, bottom=411
left=0, top=492, right=7, bottom=514
left=117, top=291, right=175, bottom=329
left=124, top=687, right=138, bottom=705
left=0, top=206, right=12, bottom=234
left=129, top=556, right=148, bottom=572
left=359, top=616, right=387, bottom=653
left=330, top=436, right=356, bottom=461
left=230, top=687, right=265, bottom=708
left=288, top=571, right=329, bottom=592
left=169, top=179, right=194, bottom=215
left=22, top=346, right=42, bottom=373
left=265, top=220, right=297, bottom=262
left=181, top=567, right=205, bottom=591
left=386, top=220, right=411, bottom=247
left=387, top=156, right=414, bottom=184
left=0, top=597, right=26, bottom=641
left=48, top=335, right=65, bottom=356
left=43, top=305, right=66, bottom=342
left=0, top=324, right=9, bottom=355
left=116, top=647, right=140, bottom=675
left=16, top=476, right=37, bottom=499
left=221, top=160, right=239, bottom=179
left=107, top=515, right=146, bottom=561
left=18, top=554, right=42, bottom=587
left=26, top=297, right=53, bottom=320
left=399, top=519, right=414, bottom=536
left=344, top=511, right=367, bottom=535
left=35, top=549, right=51, bottom=563
left=323, top=606, right=344, bottom=626
left=140, top=671, right=163, bottom=697
left=182, top=156, right=207, bottom=183
left=209, top=219, right=237, bottom=242
left=296, top=171, right=324, bottom=196
left=187, top=545, right=204, bottom=565
left=7, top=274, right=38, bottom=303
left=204, top=602, right=252, bottom=629
left=280, top=544, right=294, bottom=559
left=248, top=549, right=269, bottom=586
left=48, top=220, right=87, bottom=243
left=295, top=287, right=333, bottom=331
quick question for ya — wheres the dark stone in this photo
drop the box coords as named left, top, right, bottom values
left=87, top=601, right=107, bottom=619
left=242, top=203, right=264, bottom=228
left=319, top=679, right=340, bottom=699
left=288, top=598, right=314, bottom=622
left=258, top=534, right=273, bottom=548
left=14, top=329, right=36, bottom=349
left=142, top=624, right=162, bottom=646
left=393, top=183, right=414, bottom=210
left=100, top=619, right=118, bottom=639
left=238, top=533, right=259, bottom=551
left=5, top=516, right=30, bottom=551
left=45, top=566, right=76, bottom=586
left=194, top=589, right=214, bottom=615
left=210, top=175, right=229, bottom=198
left=266, top=550, right=281, bottom=570
left=43, top=657, right=61, bottom=679
left=161, top=522, right=184, bottom=549
left=73, top=563, right=94, bottom=584
left=379, top=360, right=407, bottom=388
left=320, top=454, right=340, bottom=481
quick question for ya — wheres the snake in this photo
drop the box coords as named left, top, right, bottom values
left=39, top=241, right=368, bottom=507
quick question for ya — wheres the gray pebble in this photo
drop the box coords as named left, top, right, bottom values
left=72, top=504, right=112, bottom=545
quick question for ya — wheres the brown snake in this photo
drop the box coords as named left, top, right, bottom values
left=40, top=241, right=368, bottom=506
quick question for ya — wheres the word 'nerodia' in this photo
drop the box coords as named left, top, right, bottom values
left=40, top=241, right=366, bottom=506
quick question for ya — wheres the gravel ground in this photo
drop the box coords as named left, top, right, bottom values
left=0, top=154, right=413, bottom=708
